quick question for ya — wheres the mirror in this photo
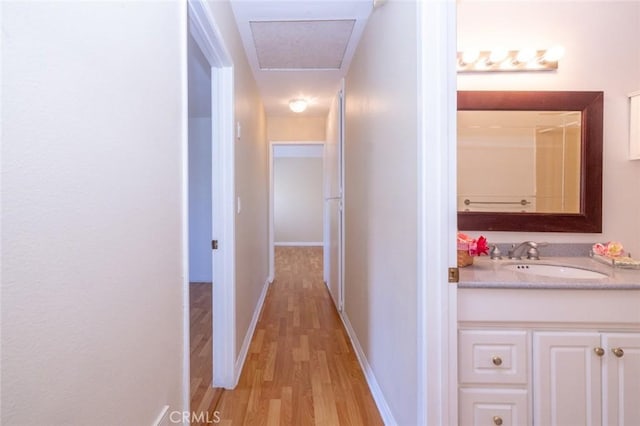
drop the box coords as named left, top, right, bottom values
left=457, top=91, right=603, bottom=233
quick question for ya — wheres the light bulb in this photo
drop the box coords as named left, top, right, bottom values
left=461, top=49, right=480, bottom=65
left=489, top=47, right=508, bottom=64
left=516, top=48, right=536, bottom=63
left=542, top=45, right=565, bottom=62
left=289, top=99, right=308, bottom=113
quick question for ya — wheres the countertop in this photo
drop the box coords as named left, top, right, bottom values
left=458, top=256, right=640, bottom=290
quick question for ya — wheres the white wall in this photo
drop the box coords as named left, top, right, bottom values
left=344, top=1, right=419, bottom=424
left=458, top=126, right=536, bottom=211
left=274, top=156, right=324, bottom=244
left=458, top=0, right=640, bottom=255
left=188, top=118, right=213, bottom=282
left=204, top=0, right=269, bottom=358
left=267, top=115, right=327, bottom=141
left=1, top=2, right=185, bottom=424
left=188, top=34, right=213, bottom=283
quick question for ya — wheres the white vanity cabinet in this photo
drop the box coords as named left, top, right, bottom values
left=458, top=329, right=530, bottom=426
left=533, top=331, right=640, bottom=426
left=458, top=288, right=640, bottom=426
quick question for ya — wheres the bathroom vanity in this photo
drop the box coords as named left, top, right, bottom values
left=457, top=257, right=640, bottom=426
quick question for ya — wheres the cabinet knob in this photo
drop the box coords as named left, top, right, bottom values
left=492, top=356, right=503, bottom=366
left=594, top=347, right=605, bottom=356
left=612, top=347, right=624, bottom=358
left=493, top=415, right=503, bottom=425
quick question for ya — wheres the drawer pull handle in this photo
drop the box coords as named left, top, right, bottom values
left=493, top=415, right=503, bottom=425
left=594, top=347, right=605, bottom=356
left=492, top=356, right=503, bottom=366
left=612, top=347, right=624, bottom=358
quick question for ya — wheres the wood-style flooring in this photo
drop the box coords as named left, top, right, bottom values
left=190, top=282, right=223, bottom=416
left=212, top=246, right=384, bottom=425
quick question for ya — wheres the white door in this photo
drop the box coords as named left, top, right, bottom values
left=324, top=85, right=344, bottom=310
left=533, top=331, right=602, bottom=426
left=603, top=333, right=640, bottom=425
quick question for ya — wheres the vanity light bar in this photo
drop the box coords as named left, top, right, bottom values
left=457, top=47, right=564, bottom=73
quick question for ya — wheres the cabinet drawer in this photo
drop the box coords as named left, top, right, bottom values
left=459, top=329, right=528, bottom=384
left=460, top=388, right=530, bottom=426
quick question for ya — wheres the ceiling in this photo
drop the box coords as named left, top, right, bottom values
left=230, top=0, right=373, bottom=117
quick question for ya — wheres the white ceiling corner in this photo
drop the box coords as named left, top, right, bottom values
left=230, top=0, right=372, bottom=116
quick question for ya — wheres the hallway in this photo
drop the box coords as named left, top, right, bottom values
left=212, top=247, right=383, bottom=425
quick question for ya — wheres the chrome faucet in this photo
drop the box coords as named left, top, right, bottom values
left=508, top=241, right=542, bottom=260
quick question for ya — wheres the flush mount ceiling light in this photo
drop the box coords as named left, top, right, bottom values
left=457, top=45, right=565, bottom=73
left=289, top=98, right=308, bottom=113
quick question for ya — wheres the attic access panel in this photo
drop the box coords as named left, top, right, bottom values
left=250, top=20, right=356, bottom=70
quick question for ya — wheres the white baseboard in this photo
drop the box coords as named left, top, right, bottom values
left=274, top=242, right=323, bottom=247
left=234, top=277, right=270, bottom=386
left=340, top=312, right=398, bottom=426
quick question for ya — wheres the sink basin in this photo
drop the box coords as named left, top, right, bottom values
left=503, top=263, right=608, bottom=279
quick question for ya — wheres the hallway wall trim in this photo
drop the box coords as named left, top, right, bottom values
left=340, top=312, right=397, bottom=425
left=234, top=277, right=271, bottom=385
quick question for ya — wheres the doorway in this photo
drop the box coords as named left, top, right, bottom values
left=187, top=26, right=218, bottom=413
left=268, top=142, right=325, bottom=279
left=184, top=0, right=237, bottom=415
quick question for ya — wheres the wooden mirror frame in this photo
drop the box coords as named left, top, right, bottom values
left=457, top=91, right=603, bottom=233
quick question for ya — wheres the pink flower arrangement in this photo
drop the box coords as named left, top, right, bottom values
left=592, top=241, right=625, bottom=258
left=457, top=232, right=489, bottom=256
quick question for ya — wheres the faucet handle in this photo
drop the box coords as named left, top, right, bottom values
left=528, top=242, right=548, bottom=259
left=490, top=245, right=502, bottom=260
left=526, top=246, right=540, bottom=260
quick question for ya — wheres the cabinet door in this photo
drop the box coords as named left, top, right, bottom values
left=533, top=332, right=602, bottom=426
left=602, top=333, right=640, bottom=426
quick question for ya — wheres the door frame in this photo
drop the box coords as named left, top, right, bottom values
left=323, top=84, right=345, bottom=311
left=416, top=1, right=458, bottom=425
left=268, top=141, right=325, bottom=283
left=185, top=0, right=236, bottom=407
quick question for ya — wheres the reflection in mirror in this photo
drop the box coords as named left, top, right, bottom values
left=458, top=110, right=582, bottom=214
left=457, top=91, right=604, bottom=233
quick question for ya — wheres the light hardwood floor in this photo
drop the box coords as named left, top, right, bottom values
left=190, top=282, right=223, bottom=417
left=212, top=246, right=384, bottom=425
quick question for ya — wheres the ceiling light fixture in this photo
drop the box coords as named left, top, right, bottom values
left=289, top=99, right=308, bottom=113
left=457, top=45, right=565, bottom=73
